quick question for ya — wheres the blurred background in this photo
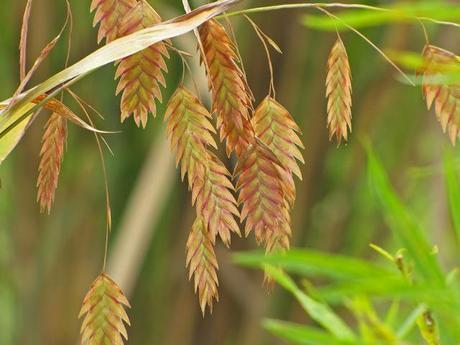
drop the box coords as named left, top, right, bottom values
left=0, top=0, right=459, bottom=344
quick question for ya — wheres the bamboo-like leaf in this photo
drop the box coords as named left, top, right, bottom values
left=263, top=319, right=360, bottom=345
left=165, top=85, right=240, bottom=245
left=199, top=19, right=254, bottom=157
left=302, top=3, right=460, bottom=31
left=36, top=113, right=67, bottom=214
left=443, top=150, right=460, bottom=244
left=0, top=103, right=35, bottom=164
left=264, top=265, right=356, bottom=340
left=186, top=217, right=219, bottom=315
left=421, top=45, right=460, bottom=145
left=79, top=273, right=131, bottom=345
left=367, top=145, right=445, bottom=285
left=115, top=1, right=170, bottom=127
left=235, top=140, right=291, bottom=252
left=0, top=0, right=241, bottom=164
left=326, top=37, right=352, bottom=144
left=91, top=0, right=138, bottom=44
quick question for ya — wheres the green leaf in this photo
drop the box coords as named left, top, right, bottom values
left=264, top=265, right=355, bottom=341
left=302, top=3, right=460, bottom=31
left=0, top=103, right=35, bottom=164
left=234, top=249, right=395, bottom=280
left=366, top=146, right=445, bottom=285
left=263, top=319, right=362, bottom=345
left=443, top=150, right=460, bottom=244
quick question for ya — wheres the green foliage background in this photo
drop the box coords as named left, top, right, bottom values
left=1, top=0, right=460, bottom=344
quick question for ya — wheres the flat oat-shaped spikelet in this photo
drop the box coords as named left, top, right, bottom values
left=252, top=97, right=304, bottom=205
left=90, top=0, right=137, bottom=43
left=186, top=217, right=219, bottom=315
left=326, top=37, right=352, bottom=144
left=165, top=85, right=240, bottom=245
left=79, top=273, right=131, bottom=345
left=37, top=113, right=67, bottom=214
left=115, top=1, right=170, bottom=128
left=421, top=45, right=460, bottom=145
left=199, top=19, right=254, bottom=157
left=235, top=139, right=291, bottom=252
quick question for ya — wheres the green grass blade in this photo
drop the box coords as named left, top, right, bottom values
left=264, top=265, right=355, bottom=341
left=0, top=103, right=35, bottom=163
left=367, top=147, right=445, bottom=285
left=234, top=249, right=394, bottom=281
left=302, top=3, right=460, bottom=31
left=263, top=319, right=362, bottom=345
left=443, top=150, right=460, bottom=244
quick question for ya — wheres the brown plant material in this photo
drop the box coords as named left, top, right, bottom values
left=235, top=139, right=291, bottom=252
left=186, top=217, right=219, bottom=315
left=37, top=113, right=67, bottom=214
left=326, top=36, right=352, bottom=144
left=90, top=0, right=137, bottom=44
left=79, top=273, right=131, bottom=345
left=421, top=44, right=460, bottom=145
left=115, top=1, right=170, bottom=128
left=165, top=85, right=240, bottom=245
left=199, top=19, right=254, bottom=157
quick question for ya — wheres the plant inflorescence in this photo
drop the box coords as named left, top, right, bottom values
left=1, top=0, right=460, bottom=343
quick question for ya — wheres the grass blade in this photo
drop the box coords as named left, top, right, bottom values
left=443, top=150, right=460, bottom=244
left=234, top=249, right=394, bottom=280
left=263, top=319, right=361, bottom=345
left=264, top=265, right=355, bottom=341
left=0, top=0, right=241, bottom=164
left=366, top=146, right=445, bottom=285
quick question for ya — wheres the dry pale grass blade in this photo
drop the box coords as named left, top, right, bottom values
left=235, top=139, right=291, bottom=252
left=165, top=85, right=240, bottom=245
left=91, top=0, right=137, bottom=44
left=9, top=2, right=71, bottom=112
left=19, top=0, right=33, bottom=81
left=79, top=273, right=131, bottom=345
left=186, top=217, right=219, bottom=315
left=199, top=19, right=254, bottom=157
left=421, top=45, right=460, bottom=145
left=115, top=1, right=170, bottom=128
left=0, top=0, right=241, bottom=136
left=36, top=113, right=67, bottom=214
left=326, top=36, right=352, bottom=144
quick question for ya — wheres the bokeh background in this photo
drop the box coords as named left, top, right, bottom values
left=0, top=0, right=459, bottom=344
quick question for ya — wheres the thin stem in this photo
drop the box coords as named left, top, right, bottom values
left=66, top=88, right=112, bottom=272
left=223, top=2, right=460, bottom=30
left=418, top=19, right=430, bottom=45
left=224, top=3, right=390, bottom=18
left=316, top=6, right=415, bottom=86
left=245, top=15, right=276, bottom=98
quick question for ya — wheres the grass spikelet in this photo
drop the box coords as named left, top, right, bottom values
left=165, top=85, right=240, bottom=245
left=115, top=1, right=170, bottom=128
left=235, top=139, right=291, bottom=252
left=90, top=0, right=137, bottom=44
left=36, top=113, right=67, bottom=214
left=421, top=44, right=460, bottom=145
left=186, top=217, right=219, bottom=315
left=79, top=273, right=131, bottom=345
left=252, top=97, right=304, bottom=180
left=326, top=36, right=352, bottom=144
left=199, top=19, right=254, bottom=157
